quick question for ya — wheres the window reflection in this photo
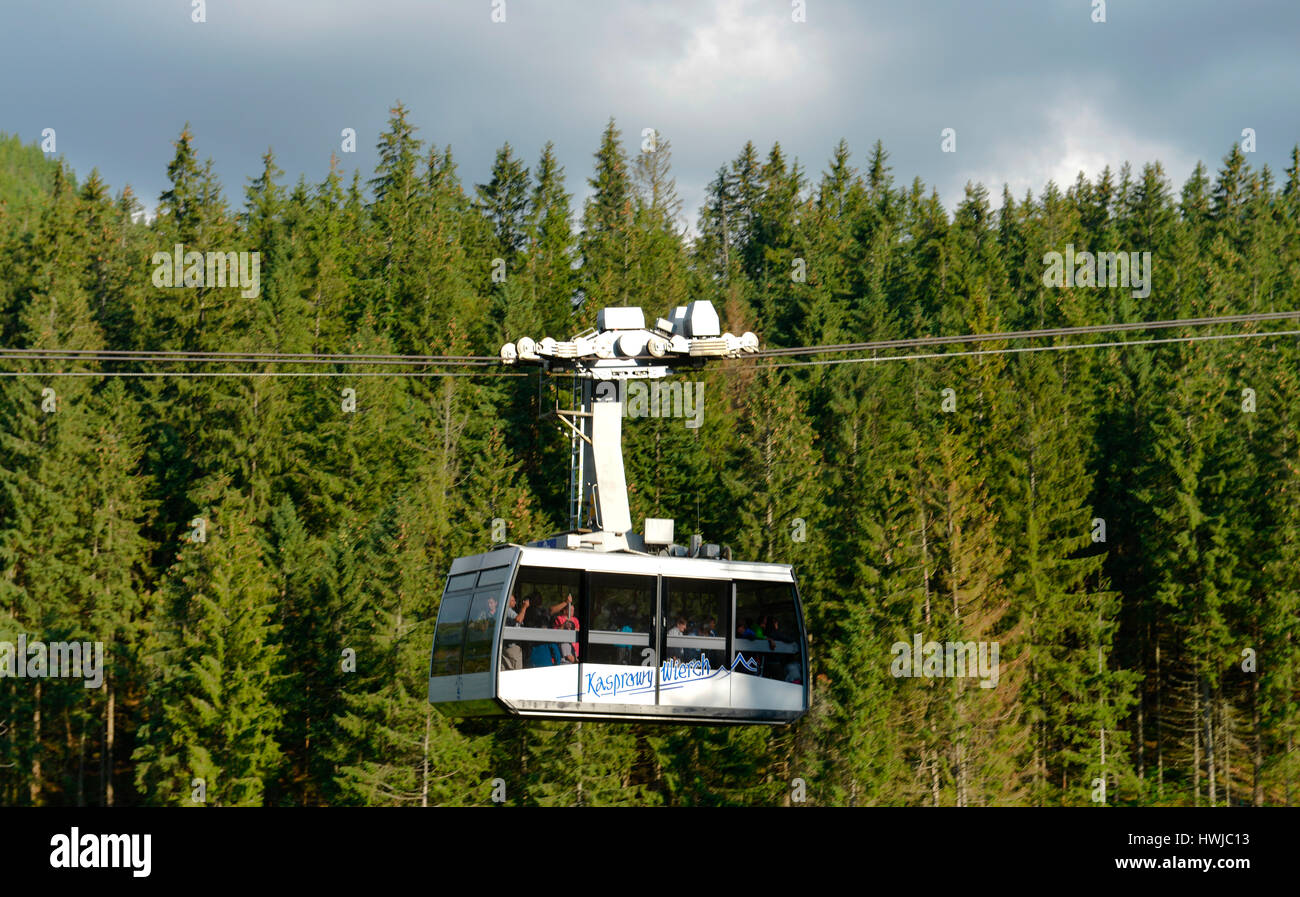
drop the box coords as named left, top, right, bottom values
left=431, top=589, right=472, bottom=676
left=734, top=581, right=804, bottom=685
left=587, top=572, right=655, bottom=669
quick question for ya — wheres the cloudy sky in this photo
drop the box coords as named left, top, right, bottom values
left=2, top=0, right=1296, bottom=226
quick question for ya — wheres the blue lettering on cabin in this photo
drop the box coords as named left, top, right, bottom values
left=660, top=655, right=711, bottom=683
left=581, top=656, right=714, bottom=698
left=585, top=668, right=656, bottom=698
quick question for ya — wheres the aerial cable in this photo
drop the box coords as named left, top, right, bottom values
left=3, top=310, right=1295, bottom=374
left=753, top=310, right=1300, bottom=359
left=0, top=370, right=526, bottom=378
left=0, top=348, right=498, bottom=366
left=745, top=327, right=1300, bottom=370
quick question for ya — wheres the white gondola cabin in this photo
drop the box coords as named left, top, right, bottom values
left=428, top=544, right=808, bottom=723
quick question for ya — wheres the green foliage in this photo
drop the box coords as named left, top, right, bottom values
left=133, top=500, right=283, bottom=806
left=0, top=116, right=1297, bottom=806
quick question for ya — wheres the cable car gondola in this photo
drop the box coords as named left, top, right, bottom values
left=428, top=302, right=808, bottom=724
left=428, top=543, right=807, bottom=723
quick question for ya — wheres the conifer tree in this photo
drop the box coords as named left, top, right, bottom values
left=526, top=141, right=578, bottom=338
left=580, top=119, right=635, bottom=322
left=134, top=496, right=283, bottom=806
left=332, top=496, right=487, bottom=805
left=476, top=142, right=531, bottom=264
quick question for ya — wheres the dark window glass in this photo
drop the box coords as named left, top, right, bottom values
left=587, top=572, right=656, bottom=669
left=734, top=581, right=803, bottom=684
left=663, top=578, right=727, bottom=669
left=462, top=589, right=504, bottom=674
left=430, top=591, right=472, bottom=676
left=477, top=566, right=509, bottom=586
left=447, top=572, right=478, bottom=591
left=502, top=566, right=582, bottom=671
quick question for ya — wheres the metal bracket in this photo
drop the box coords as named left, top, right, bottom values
left=555, top=406, right=593, bottom=447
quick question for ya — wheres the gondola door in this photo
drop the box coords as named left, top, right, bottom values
left=497, top=565, right=581, bottom=705
left=579, top=570, right=659, bottom=707
left=658, top=577, right=730, bottom=711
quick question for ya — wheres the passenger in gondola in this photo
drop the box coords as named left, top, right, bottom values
left=470, top=597, right=497, bottom=633
left=666, top=617, right=689, bottom=659
left=557, top=619, right=579, bottom=662
left=552, top=596, right=580, bottom=661
left=515, top=592, right=538, bottom=626
left=765, top=616, right=786, bottom=648
left=615, top=613, right=636, bottom=665
left=528, top=605, right=560, bottom=668
left=501, top=594, right=524, bottom=670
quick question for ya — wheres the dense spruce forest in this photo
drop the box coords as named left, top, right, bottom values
left=1, top=107, right=1298, bottom=806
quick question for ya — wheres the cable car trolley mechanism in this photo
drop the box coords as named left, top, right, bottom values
left=428, top=301, right=809, bottom=724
